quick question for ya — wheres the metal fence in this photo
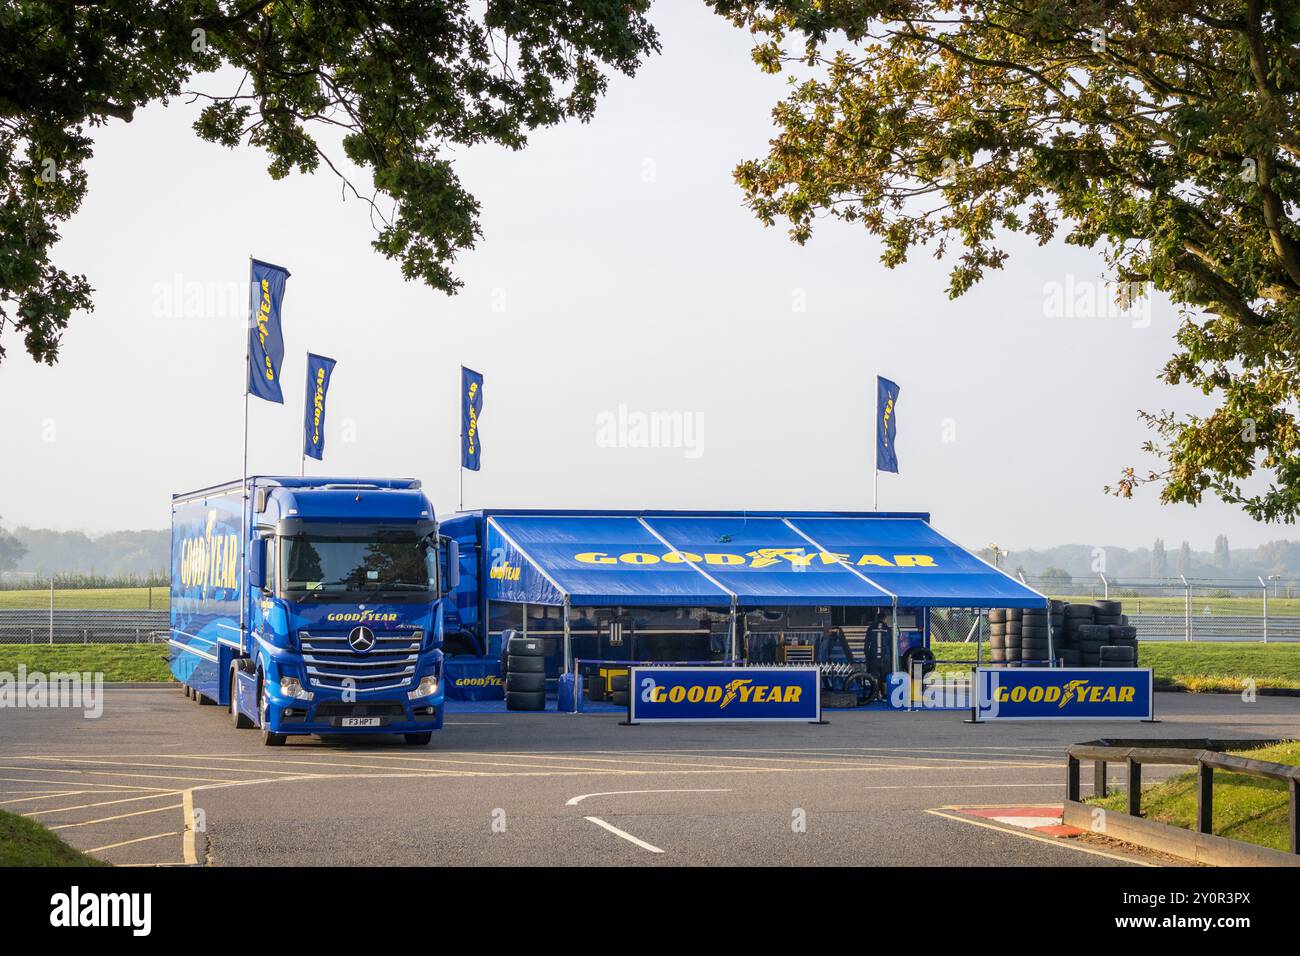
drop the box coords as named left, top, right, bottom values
left=0, top=609, right=169, bottom=644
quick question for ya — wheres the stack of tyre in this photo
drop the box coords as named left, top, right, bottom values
left=503, top=633, right=547, bottom=710
left=1058, top=600, right=1139, bottom=667
left=1020, top=601, right=1066, bottom=665
left=987, top=602, right=1072, bottom=666
left=987, top=609, right=1023, bottom=666
left=608, top=671, right=630, bottom=710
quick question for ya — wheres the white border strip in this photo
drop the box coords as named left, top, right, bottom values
left=486, top=516, right=569, bottom=602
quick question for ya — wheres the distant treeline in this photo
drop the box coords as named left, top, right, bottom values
left=1, top=527, right=168, bottom=579
left=991, top=539, right=1300, bottom=583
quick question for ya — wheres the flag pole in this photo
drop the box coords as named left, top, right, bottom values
left=240, top=258, right=251, bottom=655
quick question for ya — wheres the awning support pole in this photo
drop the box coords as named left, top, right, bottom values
left=562, top=597, right=572, bottom=674
left=890, top=596, right=900, bottom=676
left=728, top=599, right=738, bottom=663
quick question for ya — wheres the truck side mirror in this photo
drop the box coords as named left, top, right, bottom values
left=445, top=538, right=460, bottom=591
left=248, top=538, right=266, bottom=591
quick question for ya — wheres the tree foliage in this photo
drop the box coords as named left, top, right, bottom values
left=0, top=1, right=658, bottom=364
left=710, top=0, right=1300, bottom=521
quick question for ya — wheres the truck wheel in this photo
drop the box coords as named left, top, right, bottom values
left=404, top=732, right=433, bottom=746
left=230, top=669, right=253, bottom=729
left=258, top=679, right=287, bottom=746
left=184, top=685, right=192, bottom=699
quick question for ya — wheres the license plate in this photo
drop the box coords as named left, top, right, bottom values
left=341, top=717, right=381, bottom=727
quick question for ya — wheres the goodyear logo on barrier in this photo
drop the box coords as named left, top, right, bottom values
left=977, top=667, right=1153, bottom=721
left=575, top=549, right=938, bottom=568
left=324, top=610, right=399, bottom=624
left=629, top=667, right=820, bottom=723
left=178, top=510, right=239, bottom=596
left=453, top=675, right=503, bottom=688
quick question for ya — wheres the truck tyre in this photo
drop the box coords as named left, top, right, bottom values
left=505, top=672, right=545, bottom=693
left=229, top=669, right=254, bottom=729
left=506, top=636, right=546, bottom=657
left=404, top=732, right=433, bottom=746
left=258, top=679, right=287, bottom=746
left=184, top=685, right=192, bottom=699
left=507, top=655, right=545, bottom=674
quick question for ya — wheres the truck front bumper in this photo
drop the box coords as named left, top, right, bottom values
left=266, top=692, right=445, bottom=734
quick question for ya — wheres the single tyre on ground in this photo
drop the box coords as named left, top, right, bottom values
left=506, top=689, right=546, bottom=711
left=609, top=673, right=630, bottom=692
left=611, top=690, right=630, bottom=708
left=1099, top=644, right=1137, bottom=666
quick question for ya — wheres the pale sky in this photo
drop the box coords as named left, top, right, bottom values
left=0, top=5, right=1281, bottom=552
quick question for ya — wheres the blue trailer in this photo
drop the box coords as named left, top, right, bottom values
left=169, top=476, right=456, bottom=745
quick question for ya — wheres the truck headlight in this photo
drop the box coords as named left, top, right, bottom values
left=280, top=676, right=314, bottom=701
left=408, top=675, right=439, bottom=700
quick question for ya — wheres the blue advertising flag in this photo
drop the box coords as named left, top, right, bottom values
left=303, top=353, right=337, bottom=461
left=247, top=259, right=290, bottom=403
left=461, top=366, right=483, bottom=471
left=876, top=376, right=900, bottom=474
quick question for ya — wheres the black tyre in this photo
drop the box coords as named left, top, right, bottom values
left=988, top=609, right=1008, bottom=624
left=506, top=690, right=546, bottom=711
left=1109, top=625, right=1138, bottom=641
left=1093, top=600, right=1122, bottom=616
left=507, top=655, right=545, bottom=674
left=184, top=684, right=193, bottom=699
left=610, top=690, right=630, bottom=708
left=1076, top=624, right=1109, bottom=640
left=1064, top=604, right=1095, bottom=619
left=1099, top=645, right=1136, bottom=665
left=1004, top=622, right=1022, bottom=635
left=609, top=673, right=630, bottom=692
left=505, top=672, right=546, bottom=693
left=1021, top=640, right=1050, bottom=652
left=404, top=732, right=433, bottom=746
left=901, top=646, right=937, bottom=677
left=1020, top=624, right=1050, bottom=640
left=506, top=635, right=546, bottom=657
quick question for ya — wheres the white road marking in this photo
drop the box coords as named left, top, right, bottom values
left=566, top=788, right=732, bottom=806
left=88, top=831, right=182, bottom=854
left=584, top=816, right=664, bottom=854
left=924, top=809, right=1157, bottom=866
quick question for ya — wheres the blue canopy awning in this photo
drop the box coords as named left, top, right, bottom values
left=786, top=516, right=1046, bottom=609
left=480, top=512, right=1045, bottom=610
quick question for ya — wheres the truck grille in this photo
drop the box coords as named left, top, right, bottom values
left=299, top=631, right=421, bottom=693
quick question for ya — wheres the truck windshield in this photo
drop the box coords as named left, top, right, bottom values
left=281, top=532, right=435, bottom=598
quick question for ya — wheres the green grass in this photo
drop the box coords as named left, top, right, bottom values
left=0, top=809, right=108, bottom=867
left=0, top=586, right=167, bottom=610
left=1047, top=593, right=1300, bottom=617
left=1088, top=740, right=1300, bottom=853
left=0, top=645, right=172, bottom=682
left=931, top=640, right=1300, bottom=691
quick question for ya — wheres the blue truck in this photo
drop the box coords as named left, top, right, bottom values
left=169, top=476, right=457, bottom=745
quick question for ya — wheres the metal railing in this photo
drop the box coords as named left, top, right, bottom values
left=1066, top=738, right=1300, bottom=853
left=0, top=609, right=169, bottom=644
